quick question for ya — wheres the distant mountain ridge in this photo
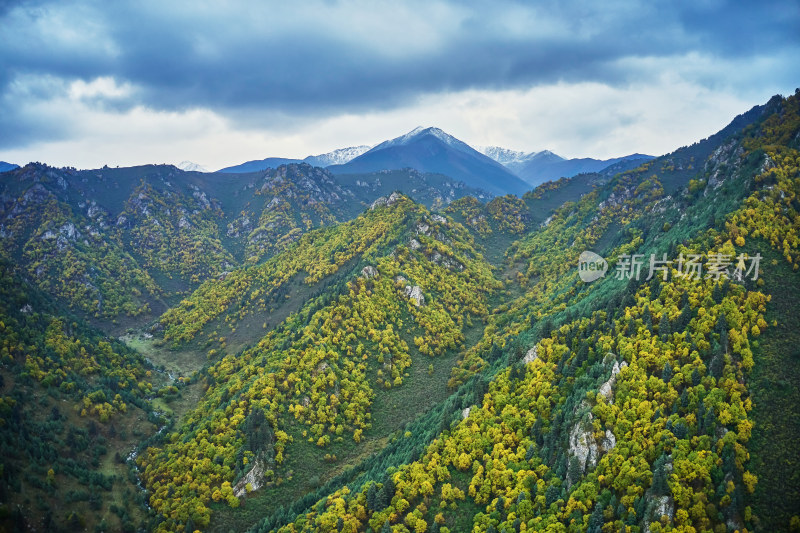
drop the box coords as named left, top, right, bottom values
left=217, top=145, right=371, bottom=173
left=0, top=161, right=19, bottom=172
left=217, top=129, right=652, bottom=196
left=477, top=146, right=568, bottom=176
left=477, top=145, right=653, bottom=186
left=515, top=152, right=654, bottom=187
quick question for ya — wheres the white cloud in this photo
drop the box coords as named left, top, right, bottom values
left=68, top=76, right=133, bottom=100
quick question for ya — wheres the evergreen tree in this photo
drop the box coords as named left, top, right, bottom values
left=710, top=354, right=724, bottom=380
left=366, top=482, right=378, bottom=511
left=651, top=454, right=670, bottom=495
left=659, top=311, right=670, bottom=338
left=662, top=362, right=673, bottom=383
left=588, top=502, right=604, bottom=533
left=568, top=456, right=582, bottom=485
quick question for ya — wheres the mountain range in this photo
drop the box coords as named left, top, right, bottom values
left=0, top=92, right=799, bottom=533
left=213, top=128, right=653, bottom=195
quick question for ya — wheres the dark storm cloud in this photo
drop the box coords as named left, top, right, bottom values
left=1, top=0, right=799, bottom=148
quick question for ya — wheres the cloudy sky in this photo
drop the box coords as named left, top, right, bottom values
left=1, top=0, right=798, bottom=170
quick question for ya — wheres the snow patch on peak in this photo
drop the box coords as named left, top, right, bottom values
left=305, top=145, right=371, bottom=167
left=177, top=161, right=208, bottom=172
left=478, top=146, right=535, bottom=165
left=372, top=126, right=476, bottom=155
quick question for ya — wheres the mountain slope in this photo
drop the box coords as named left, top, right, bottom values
left=333, top=168, right=492, bottom=210
left=329, top=127, right=531, bottom=196
left=0, top=161, right=18, bottom=172
left=243, top=94, right=798, bottom=533
left=139, top=194, right=503, bottom=531
left=4, top=93, right=800, bottom=533
left=0, top=261, right=164, bottom=532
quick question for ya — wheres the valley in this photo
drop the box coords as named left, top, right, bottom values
left=0, top=92, right=799, bottom=533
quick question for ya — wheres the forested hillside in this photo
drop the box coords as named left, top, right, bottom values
left=1, top=92, right=799, bottom=533
left=248, top=92, right=800, bottom=533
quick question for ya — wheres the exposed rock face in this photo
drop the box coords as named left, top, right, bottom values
left=60, top=222, right=79, bottom=240
left=568, top=416, right=600, bottom=473
left=233, top=456, right=266, bottom=497
left=568, top=356, right=624, bottom=475
left=600, top=429, right=616, bottom=450
left=523, top=345, right=539, bottom=364
left=568, top=411, right=617, bottom=474
left=361, top=265, right=379, bottom=278
left=598, top=360, right=628, bottom=404
left=704, top=139, right=746, bottom=192
left=642, top=496, right=675, bottom=533
left=429, top=250, right=464, bottom=271
left=461, top=407, right=471, bottom=419
left=404, top=285, right=425, bottom=307
left=409, top=238, right=421, bottom=250
left=370, top=191, right=403, bottom=210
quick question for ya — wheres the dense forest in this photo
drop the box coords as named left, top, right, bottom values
left=0, top=91, right=798, bottom=532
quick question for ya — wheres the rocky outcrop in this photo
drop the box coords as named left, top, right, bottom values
left=598, top=359, right=627, bottom=404
left=568, top=419, right=617, bottom=474
left=523, top=345, right=539, bottom=364
left=404, top=285, right=425, bottom=307
left=233, top=456, right=266, bottom=497
left=567, top=356, right=625, bottom=475
left=600, top=429, right=616, bottom=450
left=429, top=250, right=464, bottom=271
left=395, top=276, right=425, bottom=306
left=568, top=416, right=600, bottom=473
left=370, top=192, right=404, bottom=210
left=361, top=265, right=379, bottom=278
left=642, top=496, right=675, bottom=533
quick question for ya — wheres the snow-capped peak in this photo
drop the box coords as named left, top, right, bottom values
left=477, top=146, right=535, bottom=166
left=528, top=150, right=564, bottom=163
left=371, top=126, right=476, bottom=155
left=305, top=145, right=372, bottom=167
left=177, top=161, right=208, bottom=172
